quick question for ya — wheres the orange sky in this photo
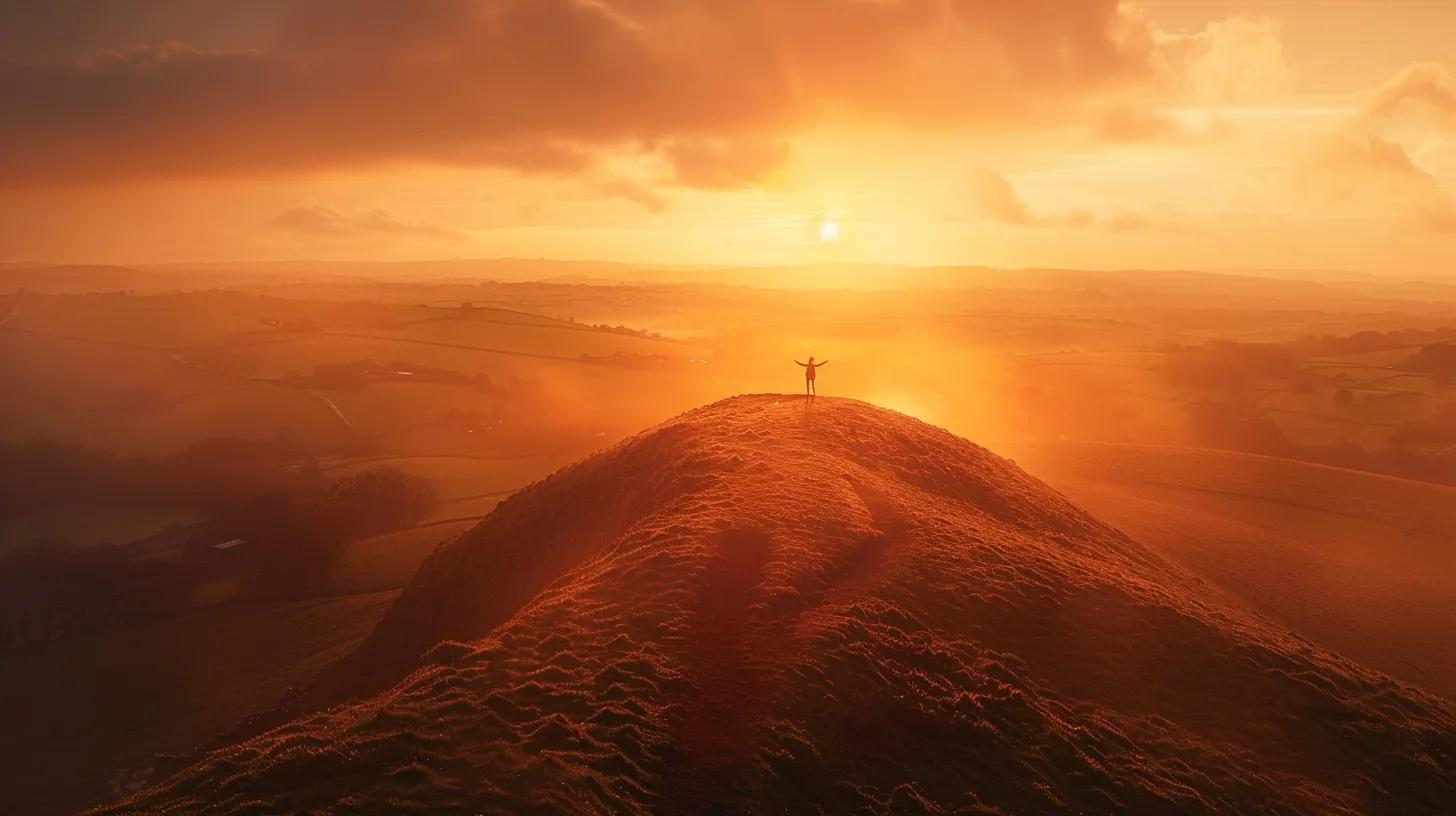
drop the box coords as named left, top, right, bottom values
left=2, top=0, right=1454, bottom=275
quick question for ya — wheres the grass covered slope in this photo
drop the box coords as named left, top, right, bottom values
left=97, top=396, right=1455, bottom=814
left=1006, top=441, right=1456, bottom=700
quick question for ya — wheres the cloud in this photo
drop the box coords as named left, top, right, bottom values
left=1309, top=133, right=1431, bottom=185
left=1426, top=202, right=1456, bottom=233
left=1296, top=62, right=1456, bottom=232
left=1092, top=103, right=1186, bottom=143
left=1298, top=132, right=1456, bottom=230
left=0, top=0, right=1167, bottom=187
left=272, top=203, right=465, bottom=242
left=589, top=178, right=669, bottom=214
left=1157, top=14, right=1291, bottom=106
left=1363, top=62, right=1456, bottom=132
left=1090, top=102, right=1239, bottom=146
left=970, top=170, right=1036, bottom=225
left=1078, top=13, right=1290, bottom=147
left=663, top=139, right=790, bottom=190
left=969, top=169, right=1162, bottom=231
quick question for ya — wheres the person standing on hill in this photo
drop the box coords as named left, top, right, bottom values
left=795, top=356, right=828, bottom=398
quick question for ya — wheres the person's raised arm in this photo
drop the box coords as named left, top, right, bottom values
left=795, top=360, right=807, bottom=366
left=817, top=360, right=829, bottom=366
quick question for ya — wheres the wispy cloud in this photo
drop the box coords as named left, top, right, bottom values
left=272, top=203, right=465, bottom=242
left=969, top=170, right=1171, bottom=232
left=589, top=178, right=669, bottom=214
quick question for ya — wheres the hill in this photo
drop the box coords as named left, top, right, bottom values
left=1004, top=441, right=1456, bottom=700
left=95, top=396, right=1455, bottom=814
left=0, top=264, right=211, bottom=294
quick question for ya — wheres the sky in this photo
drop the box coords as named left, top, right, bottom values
left=2, top=0, right=1454, bottom=275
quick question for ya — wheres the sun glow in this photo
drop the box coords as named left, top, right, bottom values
left=818, top=219, right=841, bottom=242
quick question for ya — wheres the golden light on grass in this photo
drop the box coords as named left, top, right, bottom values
left=865, top=391, right=930, bottom=423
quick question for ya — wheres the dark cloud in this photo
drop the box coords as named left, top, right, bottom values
left=0, top=0, right=1162, bottom=187
left=0, top=1, right=293, bottom=64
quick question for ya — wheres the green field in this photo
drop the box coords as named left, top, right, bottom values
left=322, top=519, right=478, bottom=595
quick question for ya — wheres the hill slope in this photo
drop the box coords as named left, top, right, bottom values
left=96, top=396, right=1455, bottom=815
left=1005, top=441, right=1456, bottom=700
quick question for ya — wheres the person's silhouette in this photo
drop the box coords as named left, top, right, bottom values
left=795, top=356, right=828, bottom=398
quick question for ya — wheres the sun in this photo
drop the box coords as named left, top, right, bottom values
left=818, top=219, right=841, bottom=242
